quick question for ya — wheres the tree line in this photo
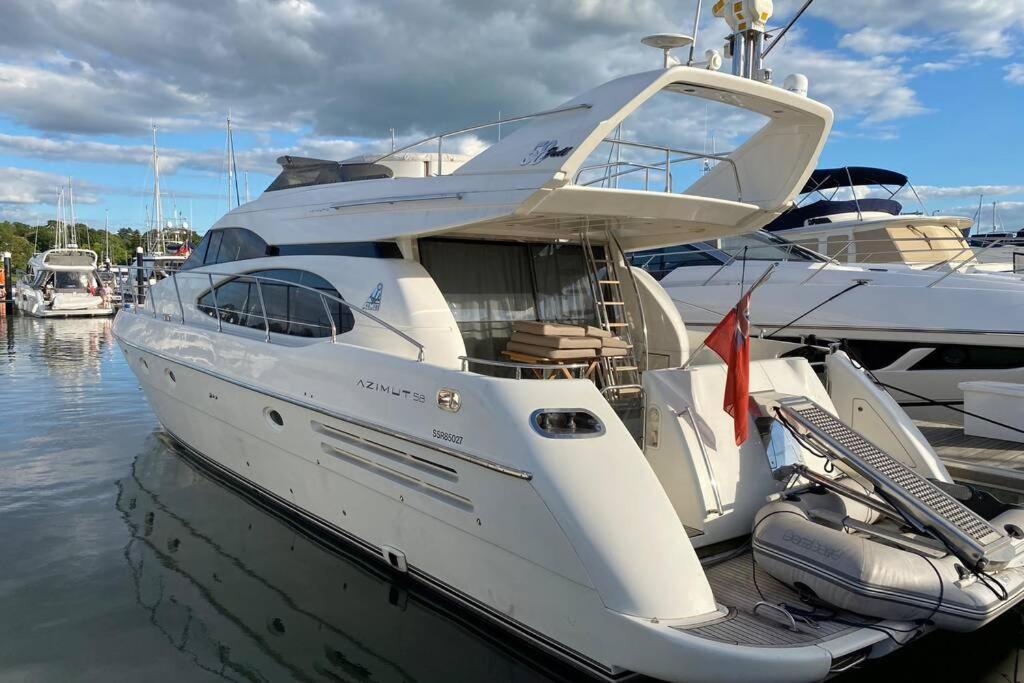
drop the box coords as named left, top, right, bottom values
left=0, top=221, right=201, bottom=272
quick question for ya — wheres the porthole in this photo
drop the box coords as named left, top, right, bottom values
left=166, top=369, right=176, bottom=384
left=139, top=357, right=149, bottom=372
left=264, top=407, right=284, bottom=430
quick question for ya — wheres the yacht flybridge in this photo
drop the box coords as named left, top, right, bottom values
left=114, top=63, right=1024, bottom=681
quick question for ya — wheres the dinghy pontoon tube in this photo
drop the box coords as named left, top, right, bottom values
left=752, top=395, right=1024, bottom=631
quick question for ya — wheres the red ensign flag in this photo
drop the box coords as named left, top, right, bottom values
left=704, top=291, right=751, bottom=445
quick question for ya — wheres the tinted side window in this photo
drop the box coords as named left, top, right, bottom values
left=215, top=228, right=267, bottom=264
left=181, top=232, right=211, bottom=271
left=196, top=269, right=353, bottom=338
left=197, top=279, right=254, bottom=327
left=203, top=231, right=223, bottom=265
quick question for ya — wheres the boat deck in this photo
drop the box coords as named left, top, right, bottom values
left=918, top=422, right=1024, bottom=499
left=678, top=550, right=872, bottom=647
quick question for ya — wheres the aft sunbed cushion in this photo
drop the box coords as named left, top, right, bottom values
left=506, top=342, right=597, bottom=360
left=510, top=332, right=602, bottom=349
left=513, top=321, right=586, bottom=337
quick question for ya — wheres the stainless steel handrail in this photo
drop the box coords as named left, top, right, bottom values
left=124, top=265, right=426, bottom=361
left=680, top=405, right=724, bottom=516
left=459, top=355, right=590, bottom=380
left=371, top=103, right=593, bottom=173
left=594, top=137, right=743, bottom=201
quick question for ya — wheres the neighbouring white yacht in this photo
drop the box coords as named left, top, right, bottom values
left=759, top=166, right=1020, bottom=275
left=16, top=184, right=113, bottom=318
left=633, top=231, right=1024, bottom=424
left=114, top=45, right=1024, bottom=683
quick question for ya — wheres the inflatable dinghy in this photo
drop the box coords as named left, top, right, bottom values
left=752, top=395, right=1024, bottom=632
left=753, top=495, right=1024, bottom=631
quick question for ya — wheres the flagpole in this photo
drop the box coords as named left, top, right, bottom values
left=680, top=262, right=778, bottom=370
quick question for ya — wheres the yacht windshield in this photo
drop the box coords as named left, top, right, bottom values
left=716, top=232, right=822, bottom=262
left=53, top=271, right=96, bottom=290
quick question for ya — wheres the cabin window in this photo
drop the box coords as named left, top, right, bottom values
left=418, top=238, right=598, bottom=359
left=181, top=231, right=212, bottom=270
left=182, top=232, right=402, bottom=271
left=212, top=228, right=268, bottom=264
left=180, top=228, right=268, bottom=270
left=203, top=231, right=223, bottom=266
left=197, top=268, right=353, bottom=338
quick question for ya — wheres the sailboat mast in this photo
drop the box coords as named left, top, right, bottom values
left=54, top=187, right=63, bottom=250
left=227, top=113, right=241, bottom=208
left=226, top=113, right=234, bottom=210
left=104, top=209, right=110, bottom=263
left=68, top=179, right=79, bottom=248
left=152, top=124, right=163, bottom=253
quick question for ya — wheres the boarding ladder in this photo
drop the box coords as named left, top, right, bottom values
left=776, top=396, right=1013, bottom=570
left=581, top=227, right=647, bottom=445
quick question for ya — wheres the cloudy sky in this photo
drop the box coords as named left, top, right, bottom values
left=0, top=0, right=1021, bottom=234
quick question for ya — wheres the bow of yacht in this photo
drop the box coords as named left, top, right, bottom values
left=113, top=65, right=1024, bottom=682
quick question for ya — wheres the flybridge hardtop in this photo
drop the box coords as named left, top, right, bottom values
left=226, top=67, right=832, bottom=252
left=28, top=248, right=99, bottom=271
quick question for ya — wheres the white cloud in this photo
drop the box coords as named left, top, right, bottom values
left=794, top=0, right=1024, bottom=58
left=769, top=38, right=926, bottom=122
left=0, top=61, right=208, bottom=135
left=945, top=201, right=1024, bottom=231
left=839, top=28, right=917, bottom=56
left=0, top=167, right=99, bottom=205
left=1006, top=64, right=1024, bottom=85
left=916, top=184, right=1024, bottom=200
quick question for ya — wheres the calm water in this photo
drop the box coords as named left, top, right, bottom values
left=0, top=313, right=1022, bottom=682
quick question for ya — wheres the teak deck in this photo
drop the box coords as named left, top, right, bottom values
left=918, top=422, right=1024, bottom=498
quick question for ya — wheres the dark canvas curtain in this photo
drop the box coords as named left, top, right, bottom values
left=419, top=238, right=598, bottom=361
left=530, top=243, right=597, bottom=323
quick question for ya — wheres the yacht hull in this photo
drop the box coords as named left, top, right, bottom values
left=15, top=285, right=113, bottom=318
left=114, top=311, right=878, bottom=683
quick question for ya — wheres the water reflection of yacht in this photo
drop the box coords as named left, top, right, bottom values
left=116, top=437, right=570, bottom=682
left=114, top=16, right=1024, bottom=682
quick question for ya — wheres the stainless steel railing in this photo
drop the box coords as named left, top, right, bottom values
left=121, top=266, right=425, bottom=361
left=371, top=103, right=593, bottom=176
left=574, top=138, right=743, bottom=200
left=628, top=234, right=1021, bottom=289
left=459, top=355, right=591, bottom=380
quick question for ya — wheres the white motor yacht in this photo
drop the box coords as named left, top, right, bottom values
left=113, top=51, right=1024, bottom=683
left=16, top=249, right=113, bottom=318
left=16, top=184, right=113, bottom=317
left=760, top=166, right=1021, bottom=275
left=634, top=231, right=1024, bottom=424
